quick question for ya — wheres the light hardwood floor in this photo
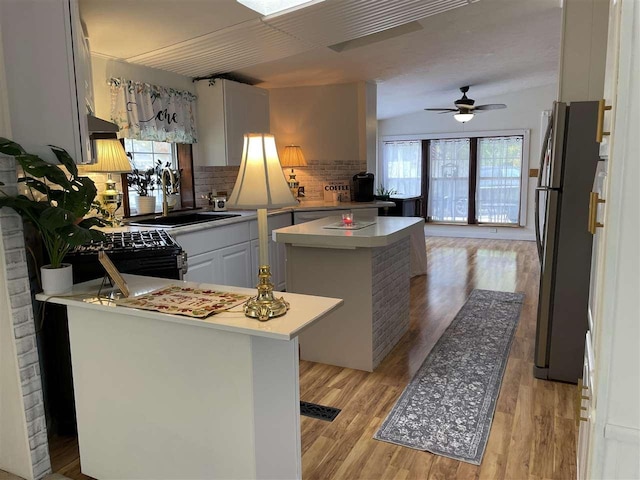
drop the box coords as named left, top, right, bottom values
left=49, top=237, right=578, bottom=480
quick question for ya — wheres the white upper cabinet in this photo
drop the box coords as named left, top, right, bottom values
left=195, top=79, right=269, bottom=166
left=0, top=0, right=91, bottom=164
left=598, top=0, right=622, bottom=158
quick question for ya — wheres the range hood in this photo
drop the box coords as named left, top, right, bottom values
left=87, top=114, right=119, bottom=139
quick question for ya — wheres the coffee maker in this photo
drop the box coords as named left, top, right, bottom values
left=352, top=172, right=374, bottom=202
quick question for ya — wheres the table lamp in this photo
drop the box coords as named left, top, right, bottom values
left=88, top=139, right=132, bottom=224
left=280, top=145, right=307, bottom=198
left=227, top=133, right=298, bottom=321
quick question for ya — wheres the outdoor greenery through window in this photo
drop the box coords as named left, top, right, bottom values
left=476, top=137, right=523, bottom=224
left=380, top=134, right=525, bottom=225
left=427, top=135, right=523, bottom=225
left=124, top=139, right=177, bottom=214
left=428, top=139, right=470, bottom=222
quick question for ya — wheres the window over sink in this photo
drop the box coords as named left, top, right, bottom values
left=124, top=139, right=177, bottom=215
left=120, top=139, right=195, bottom=217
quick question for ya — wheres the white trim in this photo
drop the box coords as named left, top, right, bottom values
left=604, top=424, right=640, bottom=444
left=0, top=12, right=11, bottom=139
left=424, top=224, right=535, bottom=242
left=380, top=128, right=529, bottom=142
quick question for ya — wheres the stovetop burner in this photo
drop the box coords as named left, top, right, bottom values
left=70, top=230, right=181, bottom=255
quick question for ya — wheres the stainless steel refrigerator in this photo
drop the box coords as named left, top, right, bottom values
left=534, top=101, right=600, bottom=383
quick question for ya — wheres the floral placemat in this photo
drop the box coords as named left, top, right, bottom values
left=115, top=285, right=250, bottom=318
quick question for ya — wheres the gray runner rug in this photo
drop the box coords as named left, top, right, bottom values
left=374, top=289, right=524, bottom=465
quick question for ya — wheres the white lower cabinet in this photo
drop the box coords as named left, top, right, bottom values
left=249, top=213, right=292, bottom=291
left=218, top=242, right=252, bottom=288
left=577, top=333, right=594, bottom=480
left=185, top=243, right=251, bottom=287
left=178, top=212, right=292, bottom=290
left=184, top=251, right=218, bottom=284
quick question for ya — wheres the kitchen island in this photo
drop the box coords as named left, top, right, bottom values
left=274, top=216, right=424, bottom=371
left=36, top=275, right=342, bottom=480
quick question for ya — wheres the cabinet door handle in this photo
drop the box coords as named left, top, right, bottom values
left=579, top=416, right=589, bottom=422
left=597, top=99, right=612, bottom=143
left=588, top=192, right=606, bottom=234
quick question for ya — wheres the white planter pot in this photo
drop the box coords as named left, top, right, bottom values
left=41, top=263, right=73, bottom=295
left=136, top=195, right=157, bottom=215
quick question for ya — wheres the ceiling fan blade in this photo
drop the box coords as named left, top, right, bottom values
left=474, top=104, right=507, bottom=111
left=424, top=108, right=458, bottom=112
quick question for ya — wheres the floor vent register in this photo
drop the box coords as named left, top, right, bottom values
left=300, top=401, right=341, bottom=422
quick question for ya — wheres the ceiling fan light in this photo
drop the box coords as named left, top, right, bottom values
left=454, top=113, right=474, bottom=123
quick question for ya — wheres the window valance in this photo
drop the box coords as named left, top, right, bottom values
left=109, top=78, right=198, bottom=144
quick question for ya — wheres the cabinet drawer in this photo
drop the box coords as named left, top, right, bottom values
left=174, top=222, right=251, bottom=256
left=249, top=212, right=293, bottom=239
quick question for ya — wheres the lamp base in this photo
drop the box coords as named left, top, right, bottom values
left=244, top=265, right=289, bottom=321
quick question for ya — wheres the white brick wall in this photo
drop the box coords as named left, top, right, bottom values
left=371, top=237, right=411, bottom=369
left=0, top=155, right=52, bottom=479
left=194, top=158, right=367, bottom=207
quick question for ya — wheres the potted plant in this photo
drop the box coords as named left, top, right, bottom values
left=375, top=185, right=398, bottom=201
left=127, top=163, right=159, bottom=214
left=0, top=138, right=106, bottom=295
left=157, top=160, right=182, bottom=211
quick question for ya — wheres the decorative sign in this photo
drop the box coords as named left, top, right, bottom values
left=98, top=251, right=130, bottom=297
left=323, top=181, right=350, bottom=202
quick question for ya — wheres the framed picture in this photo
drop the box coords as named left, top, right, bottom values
left=98, top=251, right=130, bottom=297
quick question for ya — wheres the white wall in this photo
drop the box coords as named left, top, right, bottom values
left=269, top=82, right=362, bottom=162
left=0, top=20, right=33, bottom=479
left=378, top=83, right=557, bottom=241
left=557, top=0, right=608, bottom=102
left=91, top=55, right=195, bottom=120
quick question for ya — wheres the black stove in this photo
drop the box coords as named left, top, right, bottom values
left=65, top=230, right=187, bottom=283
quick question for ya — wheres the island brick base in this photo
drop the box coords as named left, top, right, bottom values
left=371, top=237, right=410, bottom=369
left=288, top=231, right=415, bottom=372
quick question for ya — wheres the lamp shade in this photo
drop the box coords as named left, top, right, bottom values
left=454, top=113, right=474, bottom=123
left=227, top=133, right=298, bottom=209
left=89, top=139, right=132, bottom=173
left=280, top=145, right=307, bottom=167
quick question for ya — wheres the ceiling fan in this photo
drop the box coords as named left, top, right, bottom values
left=425, top=86, right=507, bottom=123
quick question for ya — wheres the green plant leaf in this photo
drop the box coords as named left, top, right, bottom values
left=18, top=176, right=50, bottom=195
left=49, top=145, right=78, bottom=178
left=40, top=206, right=76, bottom=230
left=57, top=224, right=97, bottom=246
left=0, top=195, right=48, bottom=219
left=64, top=177, right=98, bottom=217
left=77, top=216, right=107, bottom=230
left=15, top=154, right=73, bottom=189
left=0, top=137, right=25, bottom=156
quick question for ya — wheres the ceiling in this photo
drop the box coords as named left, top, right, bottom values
left=80, top=0, right=562, bottom=119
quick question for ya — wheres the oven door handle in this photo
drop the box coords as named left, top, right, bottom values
left=179, top=251, right=189, bottom=277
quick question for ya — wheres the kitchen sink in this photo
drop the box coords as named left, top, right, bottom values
left=128, top=213, right=241, bottom=228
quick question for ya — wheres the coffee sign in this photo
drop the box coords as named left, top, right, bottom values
left=323, top=181, right=350, bottom=202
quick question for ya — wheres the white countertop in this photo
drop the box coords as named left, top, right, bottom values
left=273, top=215, right=424, bottom=249
left=115, top=200, right=393, bottom=236
left=36, top=274, right=343, bottom=341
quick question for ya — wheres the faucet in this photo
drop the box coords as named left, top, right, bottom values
left=161, top=167, right=176, bottom=217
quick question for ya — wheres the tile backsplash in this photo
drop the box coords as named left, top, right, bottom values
left=194, top=159, right=367, bottom=207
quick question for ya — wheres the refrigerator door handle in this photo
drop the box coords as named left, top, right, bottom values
left=535, top=116, right=553, bottom=263
left=534, top=188, right=544, bottom=262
